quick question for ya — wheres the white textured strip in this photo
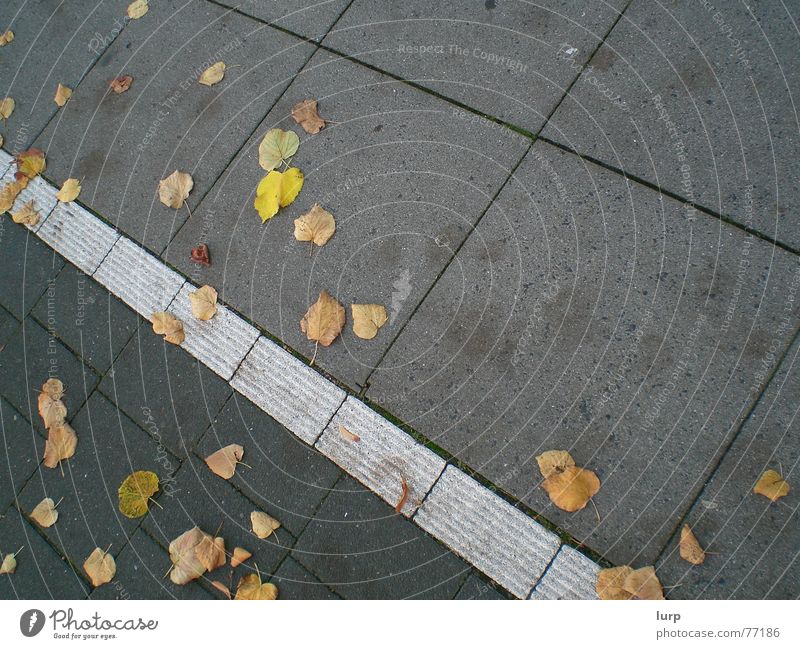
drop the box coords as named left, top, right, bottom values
left=93, top=237, right=184, bottom=317
left=231, top=337, right=345, bottom=444
left=36, top=201, right=120, bottom=275
left=529, top=545, right=600, bottom=600
left=317, top=396, right=446, bottom=516
left=168, top=283, right=259, bottom=380
left=415, top=466, right=560, bottom=599
left=0, top=149, right=12, bottom=173
left=1, top=168, right=57, bottom=231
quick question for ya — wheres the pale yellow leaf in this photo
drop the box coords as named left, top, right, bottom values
left=199, top=61, right=225, bottom=86
left=0, top=30, right=13, bottom=47
left=0, top=97, right=14, bottom=119
left=11, top=200, right=39, bottom=226
left=234, top=573, right=278, bottom=600
left=127, top=0, right=149, bottom=19
left=258, top=128, right=299, bottom=171
left=158, top=170, right=193, bottom=209
left=294, top=204, right=335, bottom=247
left=84, top=547, right=116, bottom=587
left=351, top=304, right=388, bottom=340
left=189, top=285, right=218, bottom=321
left=43, top=423, right=77, bottom=469
left=679, top=524, right=706, bottom=565
left=0, top=553, right=17, bottom=574
left=754, top=469, right=790, bottom=502
left=54, top=84, right=72, bottom=107
left=250, top=511, right=280, bottom=539
left=300, top=290, right=345, bottom=348
left=56, top=178, right=81, bottom=202
left=151, top=312, right=185, bottom=345
left=31, top=497, right=59, bottom=528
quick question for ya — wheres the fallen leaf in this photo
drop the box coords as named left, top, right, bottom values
left=199, top=61, right=226, bottom=86
left=623, top=566, right=665, bottom=600
left=535, top=450, right=575, bottom=479
left=253, top=168, right=304, bottom=222
left=11, top=200, right=40, bottom=226
left=127, top=0, right=149, bottom=19
left=189, top=285, right=218, bottom=321
left=84, top=547, right=116, bottom=587
left=0, top=553, right=17, bottom=574
left=15, top=148, right=46, bottom=179
left=536, top=450, right=600, bottom=512
left=43, top=422, right=77, bottom=469
left=338, top=424, right=360, bottom=442
left=42, top=378, right=65, bottom=400
left=158, top=170, right=193, bottom=209
left=118, top=470, right=159, bottom=518
left=0, top=135, right=3, bottom=148
left=190, top=243, right=210, bottom=266
left=300, top=290, right=345, bottom=352
left=258, top=128, right=299, bottom=171
left=230, top=547, right=252, bottom=568
left=211, top=580, right=231, bottom=598
left=291, top=99, right=325, bottom=134
left=151, top=312, right=185, bottom=345
left=0, top=97, right=14, bottom=119
left=395, top=476, right=409, bottom=513
left=54, top=83, right=72, bottom=107
left=195, top=535, right=226, bottom=572
left=205, top=444, right=244, bottom=480
left=30, top=497, right=59, bottom=528
left=351, top=304, right=388, bottom=340
left=0, top=178, right=28, bottom=213
left=250, top=511, right=280, bottom=539
left=294, top=204, right=335, bottom=248
left=596, top=566, right=634, bottom=600
left=0, top=30, right=13, bottom=46
left=38, top=378, right=67, bottom=429
left=168, top=527, right=209, bottom=585
left=56, top=178, right=81, bottom=202
left=679, top=524, right=705, bottom=565
left=109, top=75, right=133, bottom=94
left=753, top=469, right=790, bottom=502
left=234, top=573, right=278, bottom=600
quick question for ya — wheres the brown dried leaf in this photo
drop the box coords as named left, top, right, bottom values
left=294, top=204, right=335, bottom=247
left=15, top=148, right=46, bottom=179
left=168, top=527, right=208, bottom=585
left=395, top=476, right=409, bottom=514
left=679, top=524, right=705, bottom=565
left=0, top=97, right=14, bottom=119
left=291, top=99, right=325, bottom=134
left=537, top=450, right=600, bottom=512
left=535, top=450, right=575, bottom=479
left=43, top=422, right=77, bottom=469
left=351, top=304, right=388, bottom=340
left=151, top=312, right=185, bottom=345
left=623, top=566, right=665, bottom=600
left=338, top=424, right=360, bottom=442
left=250, top=511, right=281, bottom=539
left=38, top=378, right=67, bottom=429
left=158, top=170, right=193, bottom=209
left=54, top=83, right=72, bottom=107
left=230, top=547, right=252, bottom=568
left=30, top=497, right=59, bottom=528
left=596, top=566, right=634, bottom=600
left=195, top=535, right=226, bottom=572
left=753, top=469, right=790, bottom=502
left=109, top=75, right=133, bottom=94
left=234, top=573, right=278, bottom=600
left=0, top=178, right=27, bottom=213
left=0, top=30, right=13, bottom=46
left=300, top=290, right=345, bottom=348
left=199, top=61, right=226, bottom=86
left=189, top=285, right=218, bottom=321
left=11, top=200, right=40, bottom=226
left=84, top=547, right=116, bottom=587
left=205, top=444, right=244, bottom=480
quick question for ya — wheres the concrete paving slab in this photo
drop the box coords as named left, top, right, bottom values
left=369, top=141, right=800, bottom=566
left=291, top=475, right=468, bottom=599
left=35, top=0, right=316, bottom=253
left=542, top=0, right=800, bottom=250
left=0, top=304, right=18, bottom=347
left=0, top=167, right=58, bottom=231
left=529, top=545, right=599, bottom=600
left=166, top=48, right=529, bottom=389
left=0, top=149, right=12, bottom=173
left=0, top=397, right=42, bottom=515
left=273, top=556, right=341, bottom=600
left=657, top=336, right=800, bottom=599
left=214, top=0, right=351, bottom=41
left=455, top=571, right=507, bottom=600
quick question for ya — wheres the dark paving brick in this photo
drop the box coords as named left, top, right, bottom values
left=658, top=337, right=800, bottom=599
left=32, top=264, right=140, bottom=374
left=215, top=0, right=350, bottom=41
left=368, top=141, right=800, bottom=566
left=323, top=0, right=627, bottom=135
left=0, top=316, right=98, bottom=437
left=455, top=572, right=506, bottom=600
left=0, top=397, right=42, bottom=514
left=0, top=304, right=18, bottom=347
left=273, top=556, right=340, bottom=600
left=90, top=528, right=211, bottom=600
left=166, top=49, right=530, bottom=389
left=291, top=476, right=468, bottom=599
left=0, top=508, right=89, bottom=599
left=17, top=391, right=179, bottom=568
left=0, top=220, right=64, bottom=319
left=196, top=395, right=341, bottom=537
left=142, top=454, right=292, bottom=578
left=35, top=0, right=316, bottom=253
left=0, top=0, right=122, bottom=152
left=542, top=0, right=800, bottom=250
left=100, top=325, right=232, bottom=460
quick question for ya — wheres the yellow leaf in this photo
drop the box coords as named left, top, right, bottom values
left=205, top=444, right=244, bottom=480
left=250, top=511, right=281, bottom=539
left=189, top=285, right=218, bottom=321
left=199, top=61, right=225, bottom=86
left=158, top=170, right=193, bottom=209
left=279, top=167, right=303, bottom=207
left=300, top=290, right=345, bottom=350
left=0, top=178, right=28, bottom=213
left=151, top=312, right=185, bottom=345
left=679, top=524, right=705, bottom=565
left=595, top=566, right=634, bottom=600
left=234, top=573, right=278, bottom=600
left=536, top=450, right=600, bottom=512
left=291, top=99, right=326, bottom=134
left=168, top=527, right=209, bottom=585
left=127, top=0, right=149, bottom=19
left=294, top=204, right=335, bottom=247
left=351, top=304, right=388, bottom=340
left=15, top=148, right=46, bottom=179
left=258, top=128, right=299, bottom=171
left=0, top=553, right=17, bottom=574
left=84, top=548, right=116, bottom=587
left=56, top=178, right=81, bottom=203
left=195, top=535, right=226, bottom=572
left=535, top=450, right=575, bottom=479
left=118, top=470, right=159, bottom=518
left=230, top=547, right=252, bottom=568
left=254, top=168, right=304, bottom=222
left=30, top=497, right=59, bottom=528
left=11, top=200, right=40, bottom=226
left=38, top=378, right=67, bottom=429
left=54, top=83, right=72, bottom=107
left=753, top=469, right=790, bottom=502
left=623, top=566, right=665, bottom=600
left=43, top=422, right=77, bottom=469
left=0, top=30, right=13, bottom=46
left=0, top=97, right=14, bottom=119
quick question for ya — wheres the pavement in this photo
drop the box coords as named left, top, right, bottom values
left=1, top=0, right=798, bottom=599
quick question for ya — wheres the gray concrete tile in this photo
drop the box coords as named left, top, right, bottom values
left=35, top=0, right=316, bottom=253
left=215, top=0, right=350, bottom=41
left=0, top=0, right=123, bottom=152
left=542, top=0, right=800, bottom=250
left=657, top=337, right=800, bottom=599
left=195, top=395, right=341, bottom=538
left=273, top=556, right=340, bottom=600
left=455, top=572, right=506, bottom=600
left=0, top=304, right=18, bottom=347
left=368, top=141, right=800, bottom=567
left=16, top=391, right=179, bottom=568
left=323, top=0, right=627, bottom=135
left=291, top=475, right=468, bottom=599
left=99, top=323, right=232, bottom=460
left=31, top=264, right=140, bottom=374
left=0, top=397, right=42, bottom=514
left=166, top=48, right=530, bottom=389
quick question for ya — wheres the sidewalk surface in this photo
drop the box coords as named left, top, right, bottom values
left=1, top=0, right=798, bottom=599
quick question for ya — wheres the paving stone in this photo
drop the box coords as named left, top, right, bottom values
left=529, top=545, right=600, bottom=600
left=0, top=304, right=18, bottom=347
left=0, top=508, right=89, bottom=599
left=0, top=149, right=12, bottom=173
left=99, top=324, right=232, bottom=460
left=215, top=0, right=350, bottom=41
left=292, top=475, right=468, bottom=599
left=90, top=529, right=211, bottom=600
left=369, top=141, right=800, bottom=566
left=0, top=397, right=43, bottom=514
left=542, top=0, right=800, bottom=250
left=317, top=396, right=446, bottom=516
left=16, top=391, right=179, bottom=568
left=142, top=454, right=292, bottom=578
left=0, top=167, right=58, bottom=230
left=0, top=220, right=64, bottom=319
left=0, top=316, right=98, bottom=437
left=165, top=48, right=530, bottom=389
left=230, top=337, right=345, bottom=445
left=657, top=336, right=800, bottom=599
left=195, top=395, right=341, bottom=537
left=35, top=0, right=316, bottom=253
left=0, top=0, right=123, bottom=151
left=324, top=0, right=627, bottom=135
left=455, top=572, right=506, bottom=600
left=414, top=466, right=560, bottom=599
left=31, top=264, right=140, bottom=374
left=273, top=556, right=340, bottom=600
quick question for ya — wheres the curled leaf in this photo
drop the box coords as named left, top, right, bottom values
left=118, top=470, right=159, bottom=518
left=30, top=497, right=59, bottom=528
left=127, top=0, right=149, bottom=19
left=0, top=178, right=28, bottom=213
left=0, top=30, right=13, bottom=46
left=338, top=424, right=360, bottom=442
left=54, top=83, right=72, bottom=107
left=168, top=527, right=208, bottom=585
left=189, top=285, right=218, bottom=321
left=43, top=422, right=77, bottom=469
left=300, top=290, right=345, bottom=349
left=679, top=524, right=705, bottom=565
left=15, top=148, right=46, bottom=179
left=291, top=99, right=326, bottom=134
left=0, top=97, right=14, bottom=119
left=351, top=304, right=388, bottom=340
left=205, top=444, right=244, bottom=480
left=230, top=547, right=252, bottom=568
left=158, top=170, right=193, bottom=209
left=294, top=204, right=335, bottom=248
left=109, top=75, right=133, bottom=94
left=753, top=469, right=790, bottom=502
left=235, top=573, right=278, bottom=600
left=84, top=547, right=116, bottom=587
left=152, top=312, right=185, bottom=345
left=536, top=450, right=599, bottom=512
left=0, top=553, right=17, bottom=574
left=190, top=243, right=210, bottom=266
left=536, top=450, right=575, bottom=478
left=11, top=200, right=40, bottom=227
left=258, top=128, right=299, bottom=171
left=395, top=476, right=409, bottom=514
left=596, top=566, right=634, bottom=600
left=199, top=61, right=226, bottom=86
left=250, top=511, right=280, bottom=539
left=56, top=178, right=81, bottom=203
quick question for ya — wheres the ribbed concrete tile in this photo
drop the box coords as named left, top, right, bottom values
left=415, top=466, right=560, bottom=599
left=36, top=201, right=120, bottom=275
left=0, top=168, right=57, bottom=231
left=529, top=546, right=600, bottom=600
left=317, top=396, right=446, bottom=516
left=0, top=149, right=12, bottom=173
left=93, top=236, right=184, bottom=317
left=231, top=337, right=346, bottom=444
left=168, top=283, right=259, bottom=380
